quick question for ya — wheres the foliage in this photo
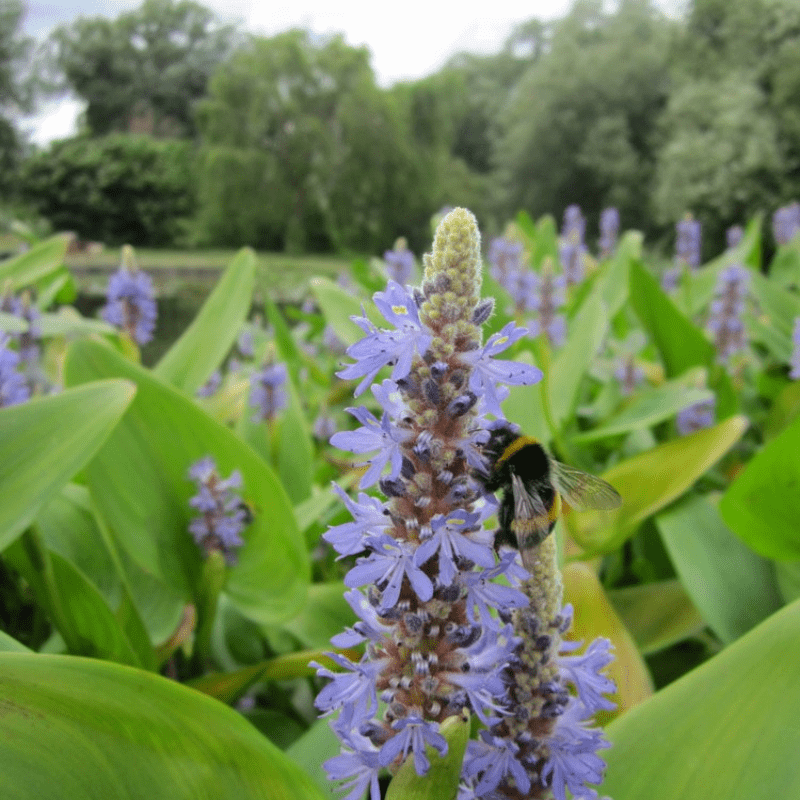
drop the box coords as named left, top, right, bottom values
left=45, top=0, right=238, bottom=137
left=193, top=30, right=428, bottom=253
left=18, top=133, right=195, bottom=245
left=3, top=204, right=800, bottom=797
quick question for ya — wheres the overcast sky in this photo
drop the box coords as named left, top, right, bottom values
left=20, top=0, right=685, bottom=143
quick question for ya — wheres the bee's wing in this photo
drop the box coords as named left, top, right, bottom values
left=549, top=460, right=622, bottom=512
left=510, top=472, right=549, bottom=521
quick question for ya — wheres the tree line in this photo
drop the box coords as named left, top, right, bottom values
left=3, top=0, right=800, bottom=256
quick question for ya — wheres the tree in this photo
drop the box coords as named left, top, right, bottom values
left=193, top=30, right=428, bottom=253
left=46, top=0, right=238, bottom=137
left=493, top=0, right=673, bottom=237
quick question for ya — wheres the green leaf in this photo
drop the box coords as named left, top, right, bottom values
left=549, top=291, right=608, bottom=428
left=0, top=631, right=31, bottom=653
left=0, top=312, right=27, bottom=333
left=572, top=381, right=713, bottom=443
left=5, top=539, right=143, bottom=666
left=603, top=599, right=800, bottom=800
left=65, top=339, right=309, bottom=624
left=0, top=234, right=69, bottom=290
left=629, top=259, right=715, bottom=377
left=309, top=276, right=378, bottom=347
left=656, top=495, right=783, bottom=643
left=720, top=411, right=800, bottom=560
left=776, top=561, right=800, bottom=604
left=0, top=380, right=135, bottom=551
left=575, top=415, right=748, bottom=552
left=286, top=718, right=342, bottom=799
left=385, top=713, right=469, bottom=800
left=287, top=582, right=353, bottom=650
left=607, top=580, right=705, bottom=655
left=0, top=652, right=326, bottom=800
left=36, top=307, right=117, bottom=337
left=155, top=247, right=256, bottom=395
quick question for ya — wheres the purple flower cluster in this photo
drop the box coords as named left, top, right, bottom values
left=707, top=263, right=749, bottom=367
left=772, top=202, right=800, bottom=246
left=790, top=317, right=800, bottom=380
left=0, top=334, right=29, bottom=408
left=101, top=250, right=157, bottom=345
left=676, top=396, right=716, bottom=436
left=614, top=356, right=645, bottom=396
left=488, top=236, right=524, bottom=288
left=384, top=237, right=415, bottom=286
left=1, top=290, right=41, bottom=365
left=250, top=362, right=288, bottom=421
left=560, top=205, right=587, bottom=285
left=528, top=263, right=567, bottom=348
left=317, top=209, right=615, bottom=800
left=726, top=225, right=744, bottom=249
left=675, top=214, right=702, bottom=271
left=187, top=456, right=250, bottom=563
left=598, top=207, right=620, bottom=258
left=196, top=371, right=222, bottom=398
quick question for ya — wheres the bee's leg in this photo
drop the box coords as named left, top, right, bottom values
left=494, top=493, right=515, bottom=549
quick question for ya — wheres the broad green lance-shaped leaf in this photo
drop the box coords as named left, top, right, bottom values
left=287, top=718, right=343, bottom=799
left=0, top=630, right=31, bottom=652
left=549, top=291, right=608, bottom=429
left=768, top=238, right=800, bottom=287
left=574, top=415, right=748, bottom=552
left=596, top=230, right=640, bottom=318
left=309, top=276, right=376, bottom=347
left=776, top=561, right=800, bottom=604
left=572, top=381, right=713, bottom=443
left=629, top=259, right=715, bottom=377
left=602, top=598, right=800, bottom=800
left=5, top=540, right=144, bottom=667
left=0, top=233, right=69, bottom=289
left=155, top=247, right=256, bottom=395
left=608, top=579, right=705, bottom=655
left=0, top=380, right=135, bottom=551
left=656, top=495, right=783, bottom=644
left=563, top=563, right=653, bottom=721
left=65, top=339, right=308, bottom=624
left=0, top=652, right=326, bottom=800
left=385, top=713, right=469, bottom=800
left=37, top=307, right=117, bottom=337
left=720, top=410, right=800, bottom=560
left=286, top=582, right=354, bottom=650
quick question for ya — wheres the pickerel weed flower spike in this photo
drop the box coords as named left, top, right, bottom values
left=772, top=202, right=800, bottom=246
left=528, top=259, right=567, bottom=348
left=384, top=237, right=415, bottom=285
left=187, top=456, right=250, bottom=563
left=598, top=207, right=620, bottom=259
left=488, top=235, right=524, bottom=287
left=560, top=204, right=587, bottom=285
left=0, top=334, right=29, bottom=408
left=707, top=263, right=749, bottom=367
left=101, top=245, right=157, bottom=345
left=726, top=225, right=744, bottom=249
left=677, top=396, right=716, bottom=436
left=1, top=289, right=41, bottom=366
left=250, top=361, right=287, bottom=421
left=675, top=213, right=701, bottom=271
left=317, top=208, right=614, bottom=800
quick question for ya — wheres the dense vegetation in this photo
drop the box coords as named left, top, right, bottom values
left=2, top=0, right=800, bottom=255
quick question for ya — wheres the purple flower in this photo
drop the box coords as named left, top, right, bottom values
left=599, top=207, right=620, bottom=258
left=463, top=735, right=532, bottom=796
left=707, top=263, right=749, bottom=366
left=0, top=335, right=30, bottom=408
left=677, top=396, right=716, bottom=435
left=676, top=214, right=702, bottom=270
left=726, top=225, right=744, bottom=249
left=313, top=413, right=338, bottom=441
left=313, top=651, right=387, bottom=727
left=323, top=732, right=383, bottom=800
left=1, top=292, right=41, bottom=365
left=323, top=485, right=391, bottom=556
left=614, top=356, right=644, bottom=396
left=237, top=330, right=255, bottom=358
left=337, top=281, right=432, bottom=396
left=790, top=317, right=800, bottom=380
left=378, top=716, right=448, bottom=775
left=488, top=236, right=524, bottom=286
left=560, top=204, right=587, bottom=284
left=330, top=406, right=411, bottom=489
left=384, top=237, right=415, bottom=285
left=558, top=638, right=616, bottom=714
left=528, top=268, right=567, bottom=348
left=772, top=202, right=800, bottom=246
left=462, top=322, right=543, bottom=416
left=195, top=370, right=222, bottom=398
left=101, top=263, right=157, bottom=345
left=250, top=362, right=287, bottom=421
left=187, top=456, right=250, bottom=563
left=345, top=534, right=434, bottom=610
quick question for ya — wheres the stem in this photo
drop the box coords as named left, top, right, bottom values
left=192, top=550, right=226, bottom=673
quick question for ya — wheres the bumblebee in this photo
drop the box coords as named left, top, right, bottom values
left=478, top=423, right=622, bottom=571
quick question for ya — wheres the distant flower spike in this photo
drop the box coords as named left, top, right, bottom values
left=384, top=237, right=415, bottom=285
left=101, top=245, right=157, bottom=345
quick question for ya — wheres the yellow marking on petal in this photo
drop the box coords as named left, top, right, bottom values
left=495, top=336, right=509, bottom=346
left=392, top=304, right=409, bottom=316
